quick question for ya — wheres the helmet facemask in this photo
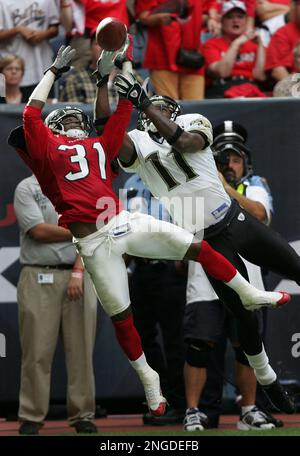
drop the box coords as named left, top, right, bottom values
left=137, top=96, right=181, bottom=137
left=44, top=107, right=93, bottom=138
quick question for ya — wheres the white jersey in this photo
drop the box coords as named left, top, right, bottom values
left=0, top=0, right=59, bottom=87
left=126, top=113, right=231, bottom=234
left=186, top=182, right=272, bottom=304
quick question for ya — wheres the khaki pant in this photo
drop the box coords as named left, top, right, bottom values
left=17, top=266, right=97, bottom=425
left=150, top=70, right=204, bottom=100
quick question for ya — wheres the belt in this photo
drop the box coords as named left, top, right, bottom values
left=213, top=76, right=253, bottom=86
left=23, top=264, right=74, bottom=270
left=204, top=200, right=239, bottom=240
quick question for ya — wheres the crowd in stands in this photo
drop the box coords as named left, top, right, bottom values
left=0, top=0, right=300, bottom=102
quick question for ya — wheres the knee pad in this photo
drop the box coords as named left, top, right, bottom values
left=233, top=346, right=250, bottom=366
left=186, top=339, right=213, bottom=368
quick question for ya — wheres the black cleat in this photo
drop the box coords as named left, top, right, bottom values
left=143, top=408, right=185, bottom=426
left=19, top=421, right=41, bottom=435
left=262, top=379, right=296, bottom=414
left=263, top=411, right=284, bottom=428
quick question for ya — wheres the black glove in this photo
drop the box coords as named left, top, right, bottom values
left=114, top=73, right=151, bottom=109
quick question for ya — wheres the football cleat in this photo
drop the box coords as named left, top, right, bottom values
left=241, top=289, right=291, bottom=311
left=262, top=379, right=296, bottom=414
left=142, top=370, right=167, bottom=417
left=237, top=407, right=275, bottom=430
left=276, top=291, right=291, bottom=307
left=184, top=408, right=208, bottom=432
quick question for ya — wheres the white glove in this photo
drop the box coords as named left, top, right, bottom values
left=53, top=45, right=76, bottom=70
left=96, top=50, right=117, bottom=78
left=114, top=35, right=131, bottom=66
left=95, top=35, right=131, bottom=86
left=46, top=45, right=76, bottom=80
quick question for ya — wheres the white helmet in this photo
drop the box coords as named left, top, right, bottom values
left=137, top=95, right=181, bottom=134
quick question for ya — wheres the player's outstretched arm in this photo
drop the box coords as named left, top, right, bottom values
left=93, top=40, right=131, bottom=133
left=93, top=50, right=115, bottom=134
left=27, top=45, right=76, bottom=109
left=114, top=73, right=211, bottom=153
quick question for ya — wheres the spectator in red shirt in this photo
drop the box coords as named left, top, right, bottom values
left=81, top=0, right=129, bottom=35
left=210, top=0, right=256, bottom=32
left=203, top=0, right=222, bottom=36
left=256, top=0, right=290, bottom=47
left=68, top=0, right=129, bottom=70
left=135, top=0, right=218, bottom=100
left=265, top=0, right=300, bottom=81
left=203, top=1, right=266, bottom=98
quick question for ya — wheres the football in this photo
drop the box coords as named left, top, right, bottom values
left=96, top=17, right=127, bottom=51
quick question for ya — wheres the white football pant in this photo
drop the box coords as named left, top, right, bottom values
left=74, top=210, right=193, bottom=316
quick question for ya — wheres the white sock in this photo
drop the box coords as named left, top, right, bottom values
left=227, top=272, right=282, bottom=306
left=245, top=345, right=277, bottom=385
left=241, top=405, right=255, bottom=415
left=227, top=271, right=250, bottom=288
left=129, top=353, right=152, bottom=376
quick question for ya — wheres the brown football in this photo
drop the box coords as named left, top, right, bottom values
left=96, top=17, right=127, bottom=51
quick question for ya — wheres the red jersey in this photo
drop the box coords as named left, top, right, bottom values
left=265, top=21, right=300, bottom=72
left=81, top=0, right=129, bottom=32
left=22, top=100, right=132, bottom=227
left=203, top=36, right=257, bottom=80
left=135, top=0, right=212, bottom=74
left=267, top=0, right=290, bottom=4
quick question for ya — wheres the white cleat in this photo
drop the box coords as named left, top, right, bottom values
left=184, top=408, right=207, bottom=432
left=237, top=407, right=276, bottom=430
left=142, top=370, right=166, bottom=417
left=241, top=288, right=291, bottom=311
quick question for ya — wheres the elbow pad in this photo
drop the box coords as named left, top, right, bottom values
left=188, top=115, right=213, bottom=148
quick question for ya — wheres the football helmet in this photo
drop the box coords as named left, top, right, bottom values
left=212, top=120, right=253, bottom=183
left=44, top=106, right=93, bottom=138
left=137, top=95, right=181, bottom=134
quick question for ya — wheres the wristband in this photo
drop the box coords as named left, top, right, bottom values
left=199, top=132, right=210, bottom=149
left=43, top=65, right=70, bottom=81
left=167, top=125, right=184, bottom=145
left=72, top=271, right=83, bottom=279
left=96, top=73, right=109, bottom=88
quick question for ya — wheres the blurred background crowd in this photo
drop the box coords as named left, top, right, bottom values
left=1, top=0, right=300, bottom=105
